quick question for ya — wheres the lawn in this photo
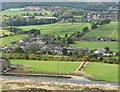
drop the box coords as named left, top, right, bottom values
left=70, top=41, right=118, bottom=51
left=18, top=22, right=91, bottom=37
left=11, top=59, right=81, bottom=73
left=1, top=34, right=27, bottom=46
left=1, top=8, right=51, bottom=16
left=85, top=22, right=118, bottom=39
left=84, top=62, right=119, bottom=82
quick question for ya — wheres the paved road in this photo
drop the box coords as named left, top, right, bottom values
left=0, top=75, right=119, bottom=86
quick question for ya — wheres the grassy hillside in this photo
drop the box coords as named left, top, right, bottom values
left=18, top=22, right=91, bottom=37
left=84, top=62, right=119, bottom=82
left=70, top=41, right=118, bottom=51
left=11, top=59, right=81, bottom=73
left=0, top=29, right=12, bottom=35
left=1, top=34, right=27, bottom=46
left=85, top=22, right=118, bottom=39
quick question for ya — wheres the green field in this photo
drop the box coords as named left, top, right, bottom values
left=18, top=22, right=91, bottom=36
left=1, top=34, right=27, bottom=46
left=0, top=22, right=90, bottom=46
left=73, top=15, right=83, bottom=18
left=84, top=62, right=119, bottom=82
left=85, top=22, right=118, bottom=39
left=70, top=41, right=118, bottom=51
left=11, top=59, right=81, bottom=73
left=0, top=29, right=13, bottom=36
left=1, top=8, right=51, bottom=16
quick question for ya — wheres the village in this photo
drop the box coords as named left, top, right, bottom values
left=0, top=33, right=118, bottom=57
left=0, top=2, right=119, bottom=92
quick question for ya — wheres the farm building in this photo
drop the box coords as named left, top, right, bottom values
left=0, top=58, right=12, bottom=72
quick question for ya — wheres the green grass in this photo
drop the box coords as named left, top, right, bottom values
left=11, top=59, right=81, bottom=73
left=73, top=15, right=83, bottom=18
left=0, top=29, right=13, bottom=35
left=1, top=8, right=51, bottom=16
left=1, top=34, right=27, bottom=46
left=18, top=22, right=91, bottom=37
left=70, top=41, right=118, bottom=51
left=84, top=62, right=119, bottom=82
left=0, top=22, right=91, bottom=46
left=85, top=22, right=118, bottom=39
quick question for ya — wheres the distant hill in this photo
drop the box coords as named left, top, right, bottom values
left=2, top=2, right=117, bottom=11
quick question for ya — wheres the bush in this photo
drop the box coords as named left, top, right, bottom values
left=12, top=47, right=25, bottom=53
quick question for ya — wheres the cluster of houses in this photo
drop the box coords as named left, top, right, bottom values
left=84, top=11, right=118, bottom=22
left=93, top=48, right=117, bottom=57
left=0, top=34, right=117, bottom=57
left=8, top=6, right=118, bottom=23
left=24, top=6, right=63, bottom=11
left=60, top=11, right=118, bottom=23
left=14, top=34, right=64, bottom=54
left=73, top=36, right=118, bottom=42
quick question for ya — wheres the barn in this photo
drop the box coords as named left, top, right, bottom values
left=0, top=58, right=12, bottom=72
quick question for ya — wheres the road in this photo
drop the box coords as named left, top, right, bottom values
left=0, top=75, right=119, bottom=86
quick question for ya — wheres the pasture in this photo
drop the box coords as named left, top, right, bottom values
left=18, top=22, right=91, bottom=37
left=0, top=29, right=14, bottom=36
left=1, top=8, right=51, bottom=16
left=70, top=41, right=118, bottom=51
left=11, top=59, right=81, bottom=73
left=85, top=22, right=118, bottom=39
left=1, top=34, right=27, bottom=46
left=84, top=62, right=119, bottom=82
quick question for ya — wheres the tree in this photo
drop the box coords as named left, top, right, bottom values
left=105, top=47, right=110, bottom=52
left=99, top=19, right=111, bottom=25
left=62, top=48, right=68, bottom=55
left=28, top=43, right=40, bottom=54
left=9, top=27, right=22, bottom=34
left=34, top=12, right=38, bottom=16
left=82, top=27, right=89, bottom=33
left=12, top=47, right=24, bottom=53
left=66, top=37, right=74, bottom=44
left=65, top=34, right=68, bottom=37
left=28, top=29, right=41, bottom=35
left=63, top=37, right=74, bottom=44
left=82, top=56, right=90, bottom=61
left=91, top=24, right=97, bottom=29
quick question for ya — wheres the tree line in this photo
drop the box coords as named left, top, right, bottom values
left=3, top=53, right=119, bottom=64
left=3, top=16, right=58, bottom=26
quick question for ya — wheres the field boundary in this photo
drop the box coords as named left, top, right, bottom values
left=2, top=73, right=71, bottom=78
left=75, top=61, right=89, bottom=72
left=109, top=29, right=116, bottom=37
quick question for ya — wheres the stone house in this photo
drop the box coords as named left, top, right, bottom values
left=0, top=58, right=12, bottom=72
left=94, top=48, right=106, bottom=55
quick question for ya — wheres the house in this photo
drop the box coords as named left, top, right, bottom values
left=103, top=53, right=112, bottom=57
left=94, top=48, right=106, bottom=55
left=4, top=46, right=16, bottom=52
left=98, top=36, right=117, bottom=42
left=0, top=58, right=12, bottom=72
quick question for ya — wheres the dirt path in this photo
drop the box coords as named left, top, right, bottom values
left=75, top=61, right=89, bottom=72
left=109, top=29, right=116, bottom=37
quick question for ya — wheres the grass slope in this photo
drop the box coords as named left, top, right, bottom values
left=85, top=22, right=118, bottom=39
left=18, top=22, right=91, bottom=37
left=11, top=59, right=81, bottom=73
left=84, top=62, right=119, bottom=82
left=1, top=34, right=27, bottom=46
left=70, top=41, right=118, bottom=51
